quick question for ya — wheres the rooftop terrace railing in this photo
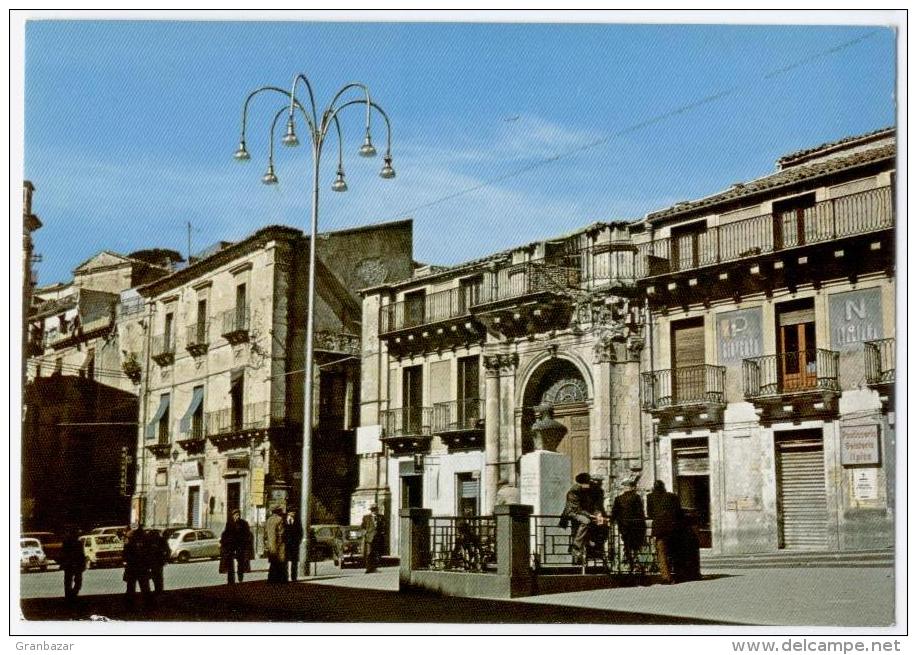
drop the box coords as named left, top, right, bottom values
left=635, top=186, right=894, bottom=278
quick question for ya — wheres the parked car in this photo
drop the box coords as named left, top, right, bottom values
left=88, top=525, right=129, bottom=541
left=79, top=534, right=124, bottom=568
left=167, top=528, right=221, bottom=562
left=21, top=531, right=62, bottom=564
left=20, top=538, right=49, bottom=572
left=310, top=524, right=340, bottom=561
left=332, top=526, right=365, bottom=568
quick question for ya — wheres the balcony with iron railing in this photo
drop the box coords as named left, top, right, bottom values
left=475, top=258, right=581, bottom=306
left=575, top=244, right=638, bottom=289
left=151, top=333, right=176, bottom=366
left=642, top=365, right=727, bottom=410
left=864, top=338, right=895, bottom=410
left=434, top=399, right=485, bottom=452
left=220, top=305, right=250, bottom=344
left=380, top=406, right=433, bottom=455
left=635, top=187, right=894, bottom=279
left=381, top=287, right=480, bottom=334
left=205, top=400, right=288, bottom=437
left=176, top=418, right=206, bottom=454
left=743, top=349, right=840, bottom=417
left=641, top=365, right=726, bottom=431
left=185, top=321, right=210, bottom=357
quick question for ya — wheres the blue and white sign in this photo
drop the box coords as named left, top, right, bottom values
left=717, top=308, right=763, bottom=363
left=829, top=288, right=884, bottom=351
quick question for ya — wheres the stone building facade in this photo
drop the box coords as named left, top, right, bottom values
left=358, top=224, right=646, bottom=552
left=633, top=128, right=896, bottom=554
left=358, top=127, right=896, bottom=556
left=133, top=221, right=412, bottom=539
left=23, top=249, right=174, bottom=531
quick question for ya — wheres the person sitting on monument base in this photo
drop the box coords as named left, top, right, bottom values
left=561, top=472, right=606, bottom=566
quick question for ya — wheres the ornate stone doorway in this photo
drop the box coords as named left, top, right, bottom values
left=521, top=358, right=590, bottom=480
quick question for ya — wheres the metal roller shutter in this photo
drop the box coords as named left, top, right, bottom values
left=777, top=440, right=828, bottom=549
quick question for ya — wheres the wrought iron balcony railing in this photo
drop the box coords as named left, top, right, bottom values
left=185, top=321, right=210, bottom=355
left=205, top=400, right=287, bottom=436
left=380, top=287, right=479, bottom=334
left=434, top=399, right=484, bottom=432
left=743, top=349, right=840, bottom=399
left=635, top=187, right=894, bottom=278
left=220, top=304, right=250, bottom=341
left=151, top=333, right=175, bottom=365
left=864, top=338, right=895, bottom=386
left=476, top=259, right=581, bottom=305
left=380, top=406, right=433, bottom=438
left=641, top=365, right=727, bottom=410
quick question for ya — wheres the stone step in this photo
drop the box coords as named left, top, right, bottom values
left=700, top=549, right=894, bottom=568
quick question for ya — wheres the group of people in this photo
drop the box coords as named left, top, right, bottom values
left=562, top=473, right=701, bottom=584
left=222, top=505, right=304, bottom=584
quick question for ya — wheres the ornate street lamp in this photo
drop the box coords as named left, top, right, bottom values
left=234, top=75, right=395, bottom=574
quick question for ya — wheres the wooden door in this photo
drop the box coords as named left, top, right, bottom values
left=779, top=321, right=816, bottom=392
left=553, top=406, right=590, bottom=481
left=405, top=290, right=426, bottom=328
left=402, top=365, right=423, bottom=434
left=671, top=318, right=705, bottom=403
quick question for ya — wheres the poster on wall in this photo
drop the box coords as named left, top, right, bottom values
left=852, top=468, right=879, bottom=501
left=717, top=307, right=763, bottom=363
left=829, top=288, right=884, bottom=351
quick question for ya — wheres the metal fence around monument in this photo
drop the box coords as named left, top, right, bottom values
left=530, top=515, right=658, bottom=576
left=427, top=516, right=497, bottom=573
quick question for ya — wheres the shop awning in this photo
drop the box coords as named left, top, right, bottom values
left=179, top=387, right=205, bottom=433
left=145, top=394, right=171, bottom=439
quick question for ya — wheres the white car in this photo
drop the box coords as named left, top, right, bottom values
left=80, top=534, right=124, bottom=568
left=20, top=538, right=49, bottom=572
left=167, top=528, right=221, bottom=562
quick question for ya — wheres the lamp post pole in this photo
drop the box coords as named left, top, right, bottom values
left=234, top=75, right=395, bottom=575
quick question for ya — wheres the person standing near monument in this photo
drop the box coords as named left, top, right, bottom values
left=361, top=504, right=385, bottom=573
left=646, top=480, right=683, bottom=584
left=610, top=478, right=647, bottom=573
left=263, top=505, right=287, bottom=583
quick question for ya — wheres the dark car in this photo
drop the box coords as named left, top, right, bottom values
left=310, top=524, right=340, bottom=561
left=22, top=532, right=63, bottom=564
left=332, top=526, right=365, bottom=568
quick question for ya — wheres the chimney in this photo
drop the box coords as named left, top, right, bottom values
left=23, top=180, right=34, bottom=217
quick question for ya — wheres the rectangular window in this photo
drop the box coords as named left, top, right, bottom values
left=670, top=221, right=707, bottom=271
left=457, top=355, right=480, bottom=429
left=164, top=311, right=174, bottom=346
left=773, top=193, right=817, bottom=249
left=235, top=283, right=247, bottom=329
left=196, top=299, right=208, bottom=343
left=158, top=393, right=171, bottom=443
left=402, top=365, right=423, bottom=434
left=459, top=276, right=482, bottom=313
left=230, top=370, right=245, bottom=431
left=404, top=290, right=426, bottom=328
left=777, top=299, right=817, bottom=392
left=192, top=386, right=204, bottom=439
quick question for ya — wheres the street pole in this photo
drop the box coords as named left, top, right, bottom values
left=234, top=75, right=395, bottom=577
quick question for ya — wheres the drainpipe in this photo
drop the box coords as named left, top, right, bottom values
left=645, top=303, right=657, bottom=483
left=137, top=299, right=154, bottom=525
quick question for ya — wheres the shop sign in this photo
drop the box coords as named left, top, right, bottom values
left=853, top=468, right=879, bottom=501
left=829, top=288, right=883, bottom=351
left=717, top=308, right=763, bottom=363
left=840, top=425, right=881, bottom=466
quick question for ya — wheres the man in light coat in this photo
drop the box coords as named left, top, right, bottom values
left=263, top=505, right=287, bottom=583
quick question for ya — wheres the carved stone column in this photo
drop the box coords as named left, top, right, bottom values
left=497, top=353, right=519, bottom=492
left=483, top=354, right=502, bottom=514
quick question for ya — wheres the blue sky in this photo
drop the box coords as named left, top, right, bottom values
left=24, top=20, right=896, bottom=285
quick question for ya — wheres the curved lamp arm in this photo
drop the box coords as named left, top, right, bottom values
left=327, top=82, right=372, bottom=136
left=239, top=86, right=316, bottom=147
left=330, top=99, right=393, bottom=156
left=267, top=105, right=344, bottom=178
left=288, top=74, right=319, bottom=132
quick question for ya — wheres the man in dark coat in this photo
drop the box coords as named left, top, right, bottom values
left=263, top=505, right=287, bottom=583
left=561, top=472, right=603, bottom=565
left=145, top=529, right=170, bottom=596
left=59, top=526, right=86, bottom=603
left=610, top=478, right=647, bottom=573
left=361, top=504, right=385, bottom=573
left=284, top=507, right=304, bottom=581
left=220, top=508, right=253, bottom=584
left=122, top=525, right=151, bottom=607
left=646, top=480, right=684, bottom=584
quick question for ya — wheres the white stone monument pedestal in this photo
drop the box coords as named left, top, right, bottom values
left=519, top=450, right=571, bottom=516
